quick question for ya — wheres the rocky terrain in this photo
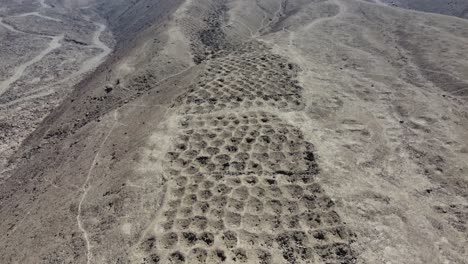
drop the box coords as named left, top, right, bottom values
left=0, top=0, right=467, bottom=263
left=0, top=0, right=113, bottom=177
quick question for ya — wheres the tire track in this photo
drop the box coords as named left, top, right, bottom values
left=77, top=111, right=119, bottom=264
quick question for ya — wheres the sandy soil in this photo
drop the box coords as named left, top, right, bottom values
left=0, top=0, right=467, bottom=263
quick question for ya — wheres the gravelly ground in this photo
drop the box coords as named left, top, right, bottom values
left=0, top=0, right=467, bottom=263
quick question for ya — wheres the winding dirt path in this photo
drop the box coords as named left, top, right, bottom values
left=280, top=0, right=344, bottom=68
left=0, top=20, right=111, bottom=103
left=0, top=17, right=23, bottom=34
left=0, top=34, right=64, bottom=96
left=0, top=0, right=112, bottom=101
left=77, top=111, right=119, bottom=264
left=14, top=12, right=61, bottom=22
left=0, top=0, right=111, bottom=100
left=67, top=22, right=111, bottom=80
left=0, top=7, right=64, bottom=97
left=302, top=0, right=345, bottom=31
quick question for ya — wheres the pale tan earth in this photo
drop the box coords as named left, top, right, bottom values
left=0, top=0, right=467, bottom=263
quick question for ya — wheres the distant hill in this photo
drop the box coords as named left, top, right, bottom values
left=382, top=0, right=468, bottom=18
left=94, top=0, right=183, bottom=43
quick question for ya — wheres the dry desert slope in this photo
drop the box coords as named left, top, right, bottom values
left=0, top=0, right=467, bottom=263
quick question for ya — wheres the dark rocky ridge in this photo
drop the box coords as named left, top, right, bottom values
left=94, top=0, right=184, bottom=43
left=382, top=0, right=468, bottom=19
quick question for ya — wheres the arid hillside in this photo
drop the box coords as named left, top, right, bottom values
left=0, top=0, right=467, bottom=263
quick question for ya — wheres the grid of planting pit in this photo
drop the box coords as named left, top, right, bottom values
left=135, top=40, right=355, bottom=264
left=136, top=113, right=355, bottom=264
left=177, top=41, right=304, bottom=114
